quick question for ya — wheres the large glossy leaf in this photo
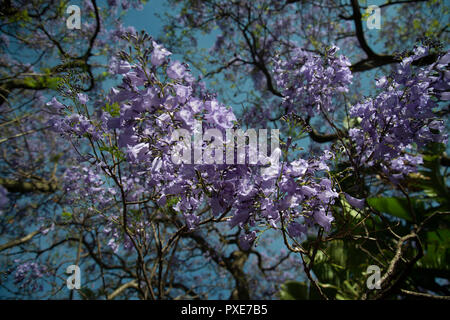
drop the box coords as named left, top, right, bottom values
left=367, top=197, right=413, bottom=221
left=279, top=281, right=309, bottom=300
left=417, top=145, right=449, bottom=201
left=417, top=229, right=450, bottom=270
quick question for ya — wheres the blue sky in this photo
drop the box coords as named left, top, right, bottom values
left=122, top=0, right=217, bottom=60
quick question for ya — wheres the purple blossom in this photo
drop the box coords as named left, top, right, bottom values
left=46, top=97, right=65, bottom=111
left=184, top=213, right=200, bottom=230
left=127, top=142, right=150, bottom=163
left=77, top=93, right=89, bottom=105
left=167, top=61, right=187, bottom=79
left=109, top=57, right=132, bottom=74
left=14, top=261, right=47, bottom=291
left=239, top=231, right=257, bottom=250
left=313, top=208, right=334, bottom=232
left=287, top=221, right=306, bottom=238
left=174, top=84, right=192, bottom=103
left=345, top=193, right=365, bottom=209
left=348, top=50, right=449, bottom=178
left=274, top=45, right=353, bottom=116
left=48, top=33, right=340, bottom=253
left=151, top=41, right=172, bottom=66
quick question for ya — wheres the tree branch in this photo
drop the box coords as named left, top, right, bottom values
left=107, top=280, right=138, bottom=300
left=0, top=230, right=41, bottom=252
left=0, top=177, right=58, bottom=193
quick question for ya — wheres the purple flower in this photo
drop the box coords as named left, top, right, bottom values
left=77, top=93, right=89, bottom=105
left=345, top=193, right=365, bottom=209
left=301, top=185, right=317, bottom=197
left=46, top=33, right=343, bottom=255
left=184, top=213, right=200, bottom=230
left=375, top=76, right=388, bottom=88
left=289, top=159, right=308, bottom=177
left=151, top=41, right=172, bottom=66
left=229, top=207, right=251, bottom=228
left=239, top=231, right=257, bottom=250
left=127, top=142, right=149, bottom=162
left=167, top=61, right=186, bottom=79
left=313, top=208, right=334, bottom=232
left=209, top=107, right=236, bottom=129
left=287, top=222, right=306, bottom=238
left=274, top=46, right=352, bottom=116
left=174, top=84, right=192, bottom=103
left=46, top=97, right=65, bottom=111
left=108, top=238, right=120, bottom=253
left=348, top=49, right=449, bottom=178
left=14, top=261, right=47, bottom=291
left=109, top=57, right=132, bottom=74
left=107, top=117, right=121, bottom=129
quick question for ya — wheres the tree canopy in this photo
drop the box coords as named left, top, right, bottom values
left=0, top=0, right=449, bottom=300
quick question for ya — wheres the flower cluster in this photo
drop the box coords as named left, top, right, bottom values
left=14, top=261, right=47, bottom=291
left=103, top=217, right=136, bottom=253
left=49, top=34, right=339, bottom=250
left=273, top=45, right=353, bottom=116
left=349, top=47, right=449, bottom=179
left=63, top=165, right=116, bottom=210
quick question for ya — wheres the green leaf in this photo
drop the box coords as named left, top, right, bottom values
left=61, top=211, right=72, bottom=220
left=166, top=196, right=180, bottom=209
left=102, top=102, right=120, bottom=117
left=367, top=197, right=413, bottom=221
left=50, top=153, right=63, bottom=163
left=417, top=229, right=450, bottom=270
left=279, top=281, right=309, bottom=300
left=340, top=196, right=362, bottom=220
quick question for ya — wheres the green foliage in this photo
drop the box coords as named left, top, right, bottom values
left=279, top=281, right=308, bottom=300
left=367, top=197, right=414, bottom=222
left=280, top=143, right=450, bottom=299
left=22, top=76, right=61, bottom=90
left=103, top=102, right=121, bottom=118
left=98, top=144, right=125, bottom=161
left=61, top=211, right=72, bottom=220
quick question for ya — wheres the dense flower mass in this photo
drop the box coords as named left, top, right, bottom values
left=48, top=34, right=339, bottom=252
left=63, top=166, right=115, bottom=209
left=273, top=45, right=353, bottom=116
left=13, top=261, right=47, bottom=291
left=348, top=47, right=449, bottom=179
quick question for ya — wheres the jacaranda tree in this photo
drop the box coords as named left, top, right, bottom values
left=0, top=0, right=449, bottom=300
